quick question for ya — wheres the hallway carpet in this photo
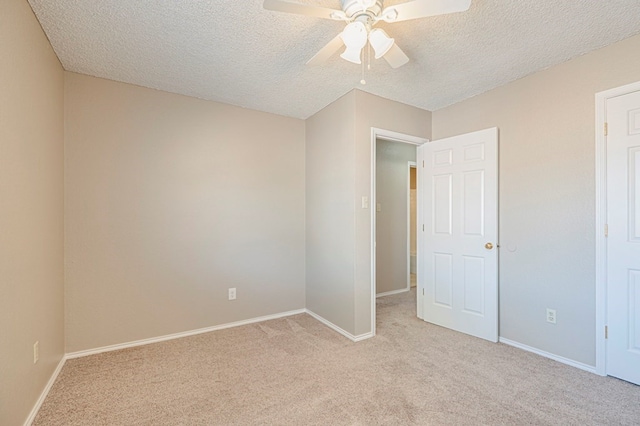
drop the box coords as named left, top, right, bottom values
left=34, top=289, right=640, bottom=425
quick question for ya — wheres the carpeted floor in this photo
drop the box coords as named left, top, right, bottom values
left=34, top=289, right=640, bottom=425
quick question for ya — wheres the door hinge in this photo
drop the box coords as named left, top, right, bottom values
left=605, top=326, right=608, bottom=339
left=422, top=160, right=425, bottom=167
left=604, top=224, right=608, bottom=237
left=422, top=288, right=425, bottom=296
left=604, top=122, right=608, bottom=136
left=422, top=224, right=424, bottom=232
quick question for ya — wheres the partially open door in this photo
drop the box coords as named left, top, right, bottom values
left=606, top=90, right=640, bottom=385
left=417, top=128, right=499, bottom=342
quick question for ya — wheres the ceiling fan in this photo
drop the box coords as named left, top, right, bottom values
left=263, top=0, right=471, bottom=68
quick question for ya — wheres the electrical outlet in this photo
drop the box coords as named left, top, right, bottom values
left=546, top=308, right=556, bottom=324
left=33, top=341, right=39, bottom=364
left=228, top=288, right=236, bottom=301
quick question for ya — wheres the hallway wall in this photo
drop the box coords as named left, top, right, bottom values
left=376, top=139, right=417, bottom=295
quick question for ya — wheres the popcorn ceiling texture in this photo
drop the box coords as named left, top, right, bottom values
left=27, top=0, right=640, bottom=119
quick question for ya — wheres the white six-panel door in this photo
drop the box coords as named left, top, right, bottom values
left=417, top=128, right=498, bottom=342
left=606, top=90, right=640, bottom=385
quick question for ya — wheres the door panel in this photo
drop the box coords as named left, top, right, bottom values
left=630, top=270, right=640, bottom=355
left=433, top=148, right=453, bottom=166
left=463, top=143, right=485, bottom=162
left=463, top=170, right=484, bottom=236
left=462, top=255, right=484, bottom=315
left=418, top=127, right=498, bottom=342
left=606, top=90, right=640, bottom=385
left=629, top=108, right=640, bottom=134
left=434, top=253, right=453, bottom=307
left=631, top=148, right=640, bottom=241
left=433, top=174, right=452, bottom=235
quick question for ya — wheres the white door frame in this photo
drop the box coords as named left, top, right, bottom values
left=595, top=80, right=640, bottom=376
left=407, top=161, right=417, bottom=292
left=371, top=128, right=429, bottom=335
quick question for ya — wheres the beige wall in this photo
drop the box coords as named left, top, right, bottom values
left=306, top=90, right=430, bottom=336
left=305, top=91, right=357, bottom=333
left=432, top=33, right=640, bottom=366
left=354, top=91, right=431, bottom=335
left=0, top=0, right=65, bottom=424
left=375, top=140, right=416, bottom=295
left=64, top=73, right=306, bottom=352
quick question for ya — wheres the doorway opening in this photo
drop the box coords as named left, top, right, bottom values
left=370, top=127, right=499, bottom=341
left=370, top=128, right=428, bottom=335
left=409, top=163, right=417, bottom=290
left=374, top=140, right=416, bottom=298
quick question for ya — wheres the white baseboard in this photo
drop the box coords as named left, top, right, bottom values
left=24, top=356, right=66, bottom=426
left=352, top=331, right=375, bottom=342
left=304, top=309, right=374, bottom=342
left=499, top=337, right=597, bottom=374
left=376, top=288, right=410, bottom=298
left=66, top=309, right=306, bottom=359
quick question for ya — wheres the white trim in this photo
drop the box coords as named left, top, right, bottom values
left=499, top=337, right=596, bottom=374
left=66, top=309, right=306, bottom=359
left=595, top=88, right=608, bottom=377
left=305, top=309, right=374, bottom=342
left=372, top=127, right=428, bottom=145
left=24, top=356, right=66, bottom=426
left=371, top=128, right=428, bottom=339
left=416, top=145, right=424, bottom=319
left=376, top=288, right=410, bottom=298
left=371, top=130, right=377, bottom=337
left=594, top=80, right=640, bottom=377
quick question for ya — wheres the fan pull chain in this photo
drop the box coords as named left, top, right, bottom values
left=360, top=43, right=370, bottom=85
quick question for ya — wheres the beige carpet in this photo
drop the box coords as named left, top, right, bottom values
left=35, top=289, right=640, bottom=425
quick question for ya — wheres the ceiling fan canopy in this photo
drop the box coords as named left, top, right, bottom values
left=263, top=0, right=471, bottom=68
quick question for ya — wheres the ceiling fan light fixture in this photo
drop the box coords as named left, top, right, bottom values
left=369, top=28, right=395, bottom=59
left=264, top=0, right=474, bottom=69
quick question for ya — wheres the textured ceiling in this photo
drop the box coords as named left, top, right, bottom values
left=28, top=0, right=640, bottom=119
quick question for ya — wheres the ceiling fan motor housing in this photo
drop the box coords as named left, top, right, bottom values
left=341, top=0, right=383, bottom=20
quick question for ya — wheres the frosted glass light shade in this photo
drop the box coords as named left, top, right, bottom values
left=341, top=46, right=364, bottom=64
left=340, top=21, right=368, bottom=64
left=369, top=29, right=395, bottom=59
left=341, top=21, right=368, bottom=48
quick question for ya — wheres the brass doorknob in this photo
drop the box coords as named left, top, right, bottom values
left=485, top=242, right=494, bottom=250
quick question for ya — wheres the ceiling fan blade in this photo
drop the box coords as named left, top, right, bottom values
left=264, top=0, right=347, bottom=20
left=383, top=43, right=410, bottom=68
left=306, top=34, right=345, bottom=66
left=380, top=0, right=471, bottom=23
